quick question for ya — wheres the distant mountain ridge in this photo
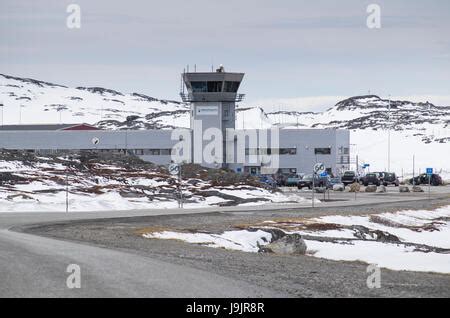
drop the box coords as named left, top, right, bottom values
left=1, top=73, right=449, bottom=144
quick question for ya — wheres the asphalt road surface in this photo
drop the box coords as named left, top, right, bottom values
left=1, top=186, right=449, bottom=297
left=0, top=207, right=287, bottom=297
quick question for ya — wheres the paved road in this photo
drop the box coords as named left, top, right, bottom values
left=0, top=228, right=285, bottom=297
left=1, top=186, right=449, bottom=297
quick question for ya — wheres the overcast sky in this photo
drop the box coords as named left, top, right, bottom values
left=1, top=0, right=449, bottom=110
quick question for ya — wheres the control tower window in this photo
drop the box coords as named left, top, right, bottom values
left=224, top=81, right=241, bottom=92
left=191, top=81, right=207, bottom=92
left=207, top=81, right=223, bottom=92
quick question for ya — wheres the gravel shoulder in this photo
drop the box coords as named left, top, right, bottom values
left=15, top=197, right=450, bottom=298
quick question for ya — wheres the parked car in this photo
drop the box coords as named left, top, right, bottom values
left=286, top=175, right=301, bottom=187
left=297, top=174, right=330, bottom=189
left=275, top=174, right=287, bottom=186
left=373, top=172, right=386, bottom=183
left=329, top=177, right=343, bottom=187
left=382, top=172, right=400, bottom=186
left=362, top=173, right=381, bottom=186
left=297, top=175, right=314, bottom=189
left=258, top=175, right=277, bottom=188
left=341, top=171, right=359, bottom=186
left=318, top=175, right=332, bottom=189
left=409, top=173, right=443, bottom=186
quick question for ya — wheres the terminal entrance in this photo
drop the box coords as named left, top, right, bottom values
left=245, top=166, right=261, bottom=176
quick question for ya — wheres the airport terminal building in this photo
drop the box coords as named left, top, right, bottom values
left=0, top=68, right=350, bottom=176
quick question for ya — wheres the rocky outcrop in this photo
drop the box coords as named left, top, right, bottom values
left=349, top=183, right=361, bottom=192
left=399, top=186, right=410, bottom=193
left=259, top=233, right=307, bottom=255
left=412, top=186, right=425, bottom=192
left=365, top=185, right=377, bottom=192
left=376, top=185, right=386, bottom=193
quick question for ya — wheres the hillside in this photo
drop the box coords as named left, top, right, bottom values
left=0, top=73, right=189, bottom=130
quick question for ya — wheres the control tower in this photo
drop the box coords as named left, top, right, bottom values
left=180, top=65, right=245, bottom=168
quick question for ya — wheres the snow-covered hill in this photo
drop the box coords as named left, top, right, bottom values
left=0, top=73, right=189, bottom=129
left=1, top=74, right=449, bottom=178
left=264, top=95, right=450, bottom=144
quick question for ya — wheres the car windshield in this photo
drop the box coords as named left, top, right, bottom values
left=344, top=172, right=354, bottom=176
left=303, top=175, right=313, bottom=180
left=367, top=174, right=376, bottom=177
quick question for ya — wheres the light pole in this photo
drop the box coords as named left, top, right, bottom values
left=57, top=106, right=65, bottom=124
left=66, top=168, right=69, bottom=213
left=387, top=95, right=391, bottom=172
left=19, top=104, right=25, bottom=124
left=0, top=101, right=4, bottom=127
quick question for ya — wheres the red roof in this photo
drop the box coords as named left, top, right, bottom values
left=61, top=124, right=100, bottom=131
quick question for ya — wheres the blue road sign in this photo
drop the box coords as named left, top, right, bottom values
left=363, top=164, right=370, bottom=168
left=320, top=172, right=328, bottom=177
left=426, top=168, right=433, bottom=176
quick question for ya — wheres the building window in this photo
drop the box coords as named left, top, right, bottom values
left=146, top=149, right=172, bottom=155
left=245, top=166, right=260, bottom=175
left=245, top=148, right=259, bottom=156
left=149, top=149, right=160, bottom=155
left=191, top=81, right=207, bottom=92
left=278, top=168, right=297, bottom=175
left=245, top=148, right=296, bottom=155
left=279, top=148, right=297, bottom=155
left=340, top=156, right=350, bottom=164
left=315, top=147, right=331, bottom=155
left=207, top=81, right=223, bottom=92
left=224, top=81, right=241, bottom=92
left=343, top=147, right=349, bottom=155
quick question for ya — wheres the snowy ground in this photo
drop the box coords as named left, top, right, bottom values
left=0, top=155, right=311, bottom=212
left=350, top=129, right=450, bottom=181
left=144, top=230, right=272, bottom=253
left=143, top=205, right=450, bottom=274
left=301, top=206, right=450, bottom=273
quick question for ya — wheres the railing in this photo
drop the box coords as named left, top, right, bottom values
left=179, top=93, right=190, bottom=102
left=235, top=94, right=246, bottom=102
left=179, top=93, right=245, bottom=103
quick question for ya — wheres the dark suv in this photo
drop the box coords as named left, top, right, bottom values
left=297, top=174, right=330, bottom=189
left=341, top=171, right=358, bottom=186
left=362, top=173, right=380, bottom=186
left=410, top=174, right=443, bottom=186
left=383, top=172, right=399, bottom=186
left=373, top=172, right=385, bottom=183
